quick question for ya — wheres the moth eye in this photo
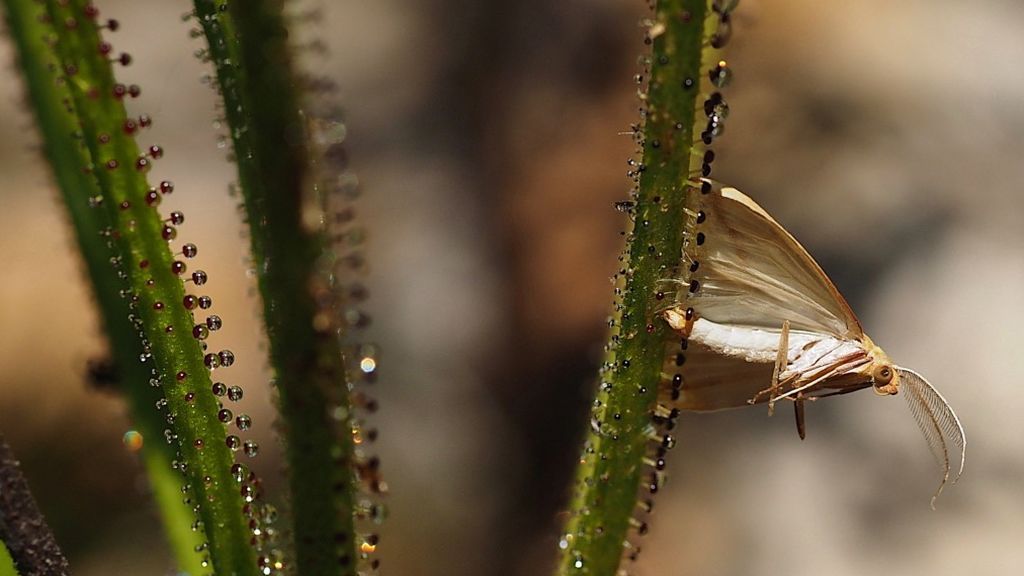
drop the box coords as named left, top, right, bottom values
left=874, top=365, right=894, bottom=385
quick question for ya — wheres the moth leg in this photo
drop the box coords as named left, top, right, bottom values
left=794, top=393, right=806, bottom=440
left=746, top=320, right=793, bottom=408
left=767, top=320, right=791, bottom=417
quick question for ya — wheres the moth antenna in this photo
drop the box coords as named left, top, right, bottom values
left=896, top=367, right=966, bottom=509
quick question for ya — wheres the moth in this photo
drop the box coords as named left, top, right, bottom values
left=661, top=180, right=965, bottom=505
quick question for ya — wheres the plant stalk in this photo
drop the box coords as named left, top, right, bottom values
left=556, top=2, right=718, bottom=575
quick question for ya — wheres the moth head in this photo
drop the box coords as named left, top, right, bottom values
left=862, top=335, right=898, bottom=395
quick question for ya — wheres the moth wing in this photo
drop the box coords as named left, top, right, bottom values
left=897, top=367, right=966, bottom=507
left=670, top=340, right=773, bottom=411
left=689, top=184, right=862, bottom=338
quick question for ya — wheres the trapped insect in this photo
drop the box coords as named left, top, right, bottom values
left=660, top=180, right=965, bottom=506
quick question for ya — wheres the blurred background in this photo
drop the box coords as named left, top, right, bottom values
left=1, top=0, right=1022, bottom=574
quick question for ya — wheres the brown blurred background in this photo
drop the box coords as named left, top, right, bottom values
left=1, top=0, right=1022, bottom=574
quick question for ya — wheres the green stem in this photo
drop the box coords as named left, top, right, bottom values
left=192, top=1, right=363, bottom=573
left=37, top=1, right=260, bottom=573
left=1, top=1, right=207, bottom=572
left=557, top=2, right=718, bottom=575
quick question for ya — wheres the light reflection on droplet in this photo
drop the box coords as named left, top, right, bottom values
left=359, top=357, right=376, bottom=373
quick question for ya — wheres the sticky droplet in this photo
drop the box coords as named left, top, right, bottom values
left=122, top=430, right=143, bottom=451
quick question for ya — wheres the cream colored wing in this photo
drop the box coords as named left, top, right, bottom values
left=898, top=367, right=966, bottom=507
left=667, top=339, right=773, bottom=411
left=683, top=183, right=862, bottom=339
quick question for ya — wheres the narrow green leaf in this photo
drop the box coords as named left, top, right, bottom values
left=190, top=1, right=370, bottom=573
left=0, top=0, right=207, bottom=572
left=557, top=2, right=723, bottom=575
left=35, top=0, right=263, bottom=573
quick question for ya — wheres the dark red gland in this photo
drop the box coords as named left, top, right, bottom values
left=128, top=85, right=141, bottom=98
left=135, top=157, right=150, bottom=172
left=105, top=19, right=119, bottom=31
left=145, top=190, right=161, bottom=206
left=83, top=4, right=99, bottom=18
left=119, top=201, right=130, bottom=210
left=161, top=225, right=177, bottom=240
left=112, top=83, right=127, bottom=99
left=118, top=53, right=132, bottom=66
left=97, top=41, right=112, bottom=55
left=105, top=159, right=119, bottom=170
left=159, top=180, right=174, bottom=194
left=148, top=145, right=163, bottom=158
left=171, top=261, right=187, bottom=275
left=97, top=133, right=110, bottom=144
left=176, top=371, right=187, bottom=381
left=123, top=119, right=138, bottom=134
left=169, top=211, right=185, bottom=225
left=138, top=114, right=152, bottom=128
left=138, top=259, right=149, bottom=268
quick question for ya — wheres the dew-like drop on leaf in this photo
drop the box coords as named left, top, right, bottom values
left=243, top=440, right=259, bottom=457
left=709, top=60, right=733, bottom=88
left=204, top=354, right=220, bottom=369
left=231, top=463, right=248, bottom=483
